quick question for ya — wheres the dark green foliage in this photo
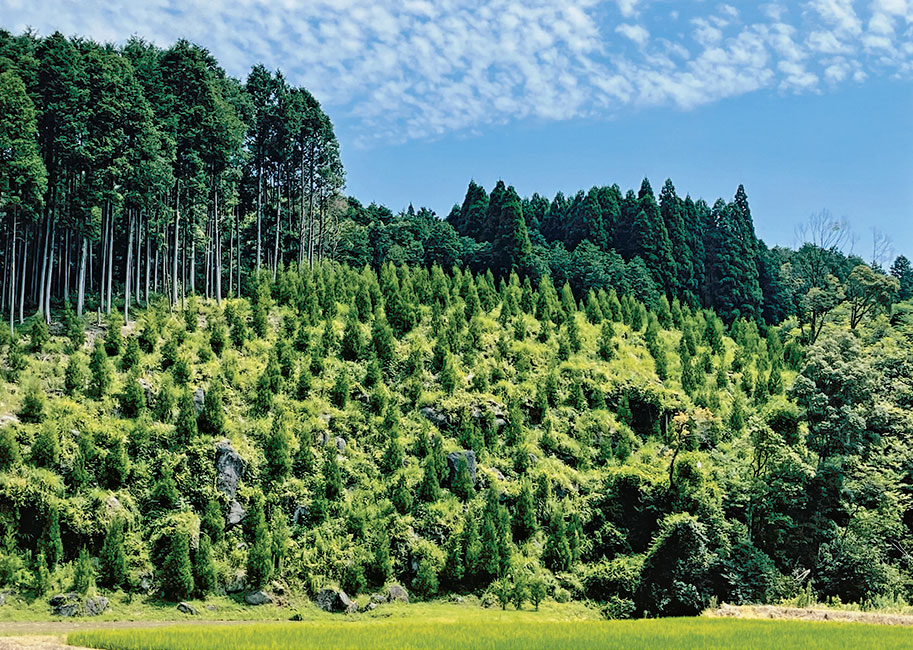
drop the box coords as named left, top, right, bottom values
left=150, top=466, right=180, bottom=512
left=103, top=437, right=128, bottom=489
left=40, top=505, right=63, bottom=570
left=0, top=427, right=20, bottom=471
left=637, top=513, right=711, bottom=617
left=174, top=388, right=198, bottom=446
left=246, top=495, right=272, bottom=589
left=264, top=409, right=293, bottom=481
left=330, top=368, right=350, bottom=408
left=193, top=533, right=217, bottom=597
left=544, top=509, right=572, bottom=572
left=30, top=318, right=49, bottom=352
left=31, top=424, right=59, bottom=468
left=391, top=473, right=412, bottom=514
left=325, top=450, right=343, bottom=502
left=452, top=456, right=474, bottom=501
left=201, top=499, right=224, bottom=545
left=104, top=323, right=123, bottom=356
left=418, top=455, right=441, bottom=502
left=64, top=353, right=87, bottom=396
left=160, top=531, right=194, bottom=601
left=73, top=547, right=95, bottom=595
left=120, top=369, right=146, bottom=418
left=99, top=517, right=127, bottom=590
left=514, top=481, right=536, bottom=541
left=18, top=380, right=45, bottom=423
left=197, top=376, right=225, bottom=437
left=122, top=336, right=142, bottom=370
left=89, top=340, right=113, bottom=398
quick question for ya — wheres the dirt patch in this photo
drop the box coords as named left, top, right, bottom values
left=707, top=603, right=913, bottom=626
left=0, top=636, right=86, bottom=650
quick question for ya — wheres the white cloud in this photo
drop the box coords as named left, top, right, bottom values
left=616, top=22, right=650, bottom=45
left=0, top=0, right=911, bottom=144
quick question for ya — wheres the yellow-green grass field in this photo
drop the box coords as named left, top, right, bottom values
left=68, top=605, right=913, bottom=650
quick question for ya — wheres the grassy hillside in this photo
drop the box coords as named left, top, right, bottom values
left=0, top=261, right=910, bottom=619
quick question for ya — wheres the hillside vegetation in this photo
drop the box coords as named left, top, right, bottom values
left=1, top=259, right=912, bottom=619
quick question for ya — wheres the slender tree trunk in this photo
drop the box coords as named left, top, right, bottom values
left=77, top=236, right=87, bottom=317
left=44, top=217, right=56, bottom=322
left=173, top=192, right=180, bottom=308
left=145, top=226, right=151, bottom=305
left=235, top=206, right=241, bottom=298
left=9, top=213, right=16, bottom=338
left=257, top=156, right=262, bottom=271
left=106, top=203, right=114, bottom=316
left=37, top=215, right=49, bottom=316
left=18, top=226, right=27, bottom=325
left=307, top=144, right=315, bottom=266
left=273, top=179, right=281, bottom=282
left=124, top=211, right=134, bottom=324
left=215, top=186, right=222, bottom=305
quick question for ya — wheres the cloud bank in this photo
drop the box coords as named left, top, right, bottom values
left=4, top=0, right=912, bottom=144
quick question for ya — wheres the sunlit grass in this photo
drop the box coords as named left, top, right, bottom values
left=69, top=606, right=913, bottom=650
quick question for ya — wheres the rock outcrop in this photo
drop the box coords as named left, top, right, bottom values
left=315, top=587, right=358, bottom=613
left=215, top=439, right=247, bottom=527
left=445, top=450, right=478, bottom=488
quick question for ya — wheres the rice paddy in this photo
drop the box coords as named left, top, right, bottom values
left=67, top=608, right=913, bottom=650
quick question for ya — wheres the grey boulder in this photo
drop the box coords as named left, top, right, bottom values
left=177, top=601, right=199, bottom=615
left=315, top=587, right=358, bottom=614
left=245, top=590, right=274, bottom=606
left=387, top=584, right=409, bottom=604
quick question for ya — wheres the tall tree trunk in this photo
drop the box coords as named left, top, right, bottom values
left=257, top=156, right=262, bottom=271
left=18, top=225, right=27, bottom=325
left=44, top=217, right=56, bottom=322
left=145, top=224, right=151, bottom=305
left=235, top=206, right=241, bottom=298
left=38, top=214, right=50, bottom=317
left=9, top=213, right=16, bottom=338
left=124, top=211, right=134, bottom=324
left=307, top=143, right=315, bottom=267
left=77, top=236, right=87, bottom=317
left=273, top=179, right=280, bottom=282
left=215, top=186, right=222, bottom=305
left=173, top=192, right=180, bottom=309
left=106, top=203, right=114, bottom=316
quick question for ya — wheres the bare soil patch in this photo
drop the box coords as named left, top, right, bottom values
left=707, top=603, right=913, bottom=626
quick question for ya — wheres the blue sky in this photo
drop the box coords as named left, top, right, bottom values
left=4, top=0, right=913, bottom=256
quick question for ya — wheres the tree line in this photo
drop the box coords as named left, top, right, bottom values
left=0, top=29, right=343, bottom=333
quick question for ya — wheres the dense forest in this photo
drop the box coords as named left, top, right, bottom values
left=2, top=29, right=913, bottom=619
